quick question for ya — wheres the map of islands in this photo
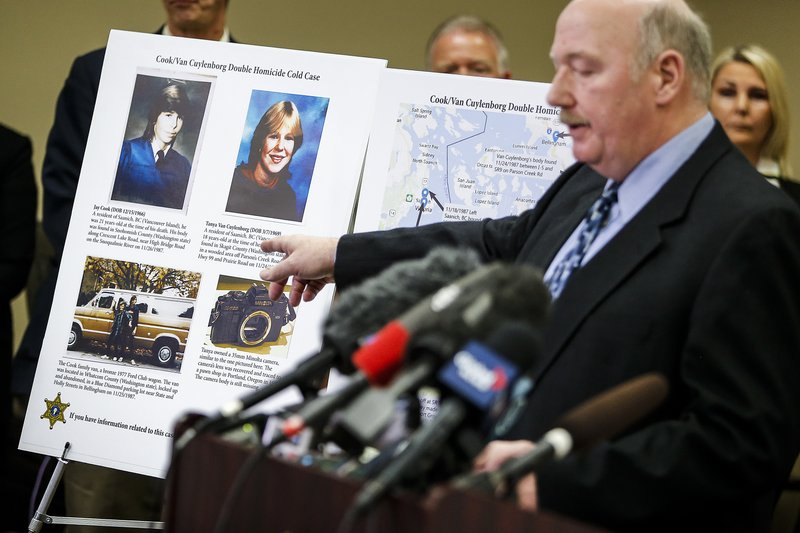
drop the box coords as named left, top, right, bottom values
left=377, top=102, right=575, bottom=230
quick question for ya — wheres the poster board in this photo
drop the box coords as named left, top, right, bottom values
left=352, top=68, right=575, bottom=420
left=354, top=68, right=575, bottom=234
left=19, top=30, right=386, bottom=477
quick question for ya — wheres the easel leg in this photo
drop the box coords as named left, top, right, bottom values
left=28, top=442, right=71, bottom=533
left=26, top=442, right=164, bottom=531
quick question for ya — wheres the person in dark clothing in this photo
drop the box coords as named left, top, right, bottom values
left=105, top=299, right=130, bottom=361
left=0, top=123, right=36, bottom=449
left=0, top=123, right=37, bottom=533
left=11, top=3, right=234, bottom=531
left=257, top=1, right=800, bottom=530
left=13, top=0, right=236, bottom=399
left=124, top=295, right=140, bottom=364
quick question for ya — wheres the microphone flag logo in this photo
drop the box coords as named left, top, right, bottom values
left=491, top=368, right=508, bottom=391
left=437, top=340, right=519, bottom=412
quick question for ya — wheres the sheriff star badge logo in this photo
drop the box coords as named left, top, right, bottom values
left=41, top=392, right=70, bottom=430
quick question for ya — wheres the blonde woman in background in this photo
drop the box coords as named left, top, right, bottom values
left=710, top=44, right=799, bottom=204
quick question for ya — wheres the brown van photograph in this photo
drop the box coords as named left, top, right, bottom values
left=67, top=256, right=201, bottom=371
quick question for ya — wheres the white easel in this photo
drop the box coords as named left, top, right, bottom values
left=27, top=443, right=164, bottom=532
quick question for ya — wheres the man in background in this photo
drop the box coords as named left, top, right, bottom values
left=10, top=2, right=233, bottom=531
left=425, top=14, right=512, bottom=79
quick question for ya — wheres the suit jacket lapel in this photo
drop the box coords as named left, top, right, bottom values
left=537, top=123, right=731, bottom=374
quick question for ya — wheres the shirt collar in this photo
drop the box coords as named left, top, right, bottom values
left=150, top=142, right=171, bottom=159
left=611, top=112, right=714, bottom=225
left=161, top=25, right=231, bottom=42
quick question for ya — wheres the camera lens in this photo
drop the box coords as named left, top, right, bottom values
left=239, top=310, right=272, bottom=346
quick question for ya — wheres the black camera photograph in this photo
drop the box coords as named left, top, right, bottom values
left=207, top=275, right=297, bottom=354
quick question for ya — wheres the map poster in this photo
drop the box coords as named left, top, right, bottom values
left=353, top=68, right=575, bottom=234
left=352, top=69, right=575, bottom=421
left=19, top=30, right=386, bottom=477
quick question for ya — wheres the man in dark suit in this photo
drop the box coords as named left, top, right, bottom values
left=13, top=0, right=235, bottom=395
left=13, top=0, right=233, bottom=400
left=0, top=123, right=37, bottom=532
left=10, top=2, right=233, bottom=531
left=258, top=0, right=800, bottom=530
left=0, top=123, right=36, bottom=440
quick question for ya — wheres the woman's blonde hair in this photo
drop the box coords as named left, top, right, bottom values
left=711, top=44, right=792, bottom=176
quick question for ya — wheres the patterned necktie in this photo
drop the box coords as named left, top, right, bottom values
left=546, top=182, right=621, bottom=298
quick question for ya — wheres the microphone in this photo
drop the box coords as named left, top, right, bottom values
left=452, top=372, right=669, bottom=494
left=349, top=261, right=549, bottom=386
left=326, top=262, right=549, bottom=452
left=343, top=321, right=541, bottom=520
left=269, top=333, right=412, bottom=447
left=487, top=374, right=535, bottom=440
left=174, top=247, right=481, bottom=451
left=267, top=262, right=536, bottom=450
left=266, top=261, right=549, bottom=450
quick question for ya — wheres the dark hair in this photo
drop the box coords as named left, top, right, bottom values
left=143, top=82, right=191, bottom=141
left=246, top=100, right=304, bottom=171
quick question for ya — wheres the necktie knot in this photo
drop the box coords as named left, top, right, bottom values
left=589, top=182, right=620, bottom=227
left=546, top=181, right=621, bottom=298
left=155, top=150, right=165, bottom=167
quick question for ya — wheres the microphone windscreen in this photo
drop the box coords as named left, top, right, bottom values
left=453, top=264, right=550, bottom=335
left=557, top=372, right=669, bottom=451
left=351, top=322, right=410, bottom=385
left=324, top=247, right=482, bottom=353
left=481, top=320, right=542, bottom=372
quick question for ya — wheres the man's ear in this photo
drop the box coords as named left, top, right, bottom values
left=652, top=49, right=684, bottom=105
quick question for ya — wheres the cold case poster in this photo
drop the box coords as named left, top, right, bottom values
left=20, top=31, right=385, bottom=477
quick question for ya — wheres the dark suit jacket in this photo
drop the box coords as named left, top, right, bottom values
left=0, top=124, right=36, bottom=445
left=334, top=123, right=800, bottom=531
left=773, top=176, right=800, bottom=207
left=0, top=124, right=36, bottom=327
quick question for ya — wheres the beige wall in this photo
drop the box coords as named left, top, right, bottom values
left=2, top=0, right=799, bottom=350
